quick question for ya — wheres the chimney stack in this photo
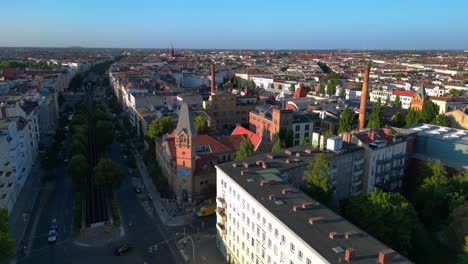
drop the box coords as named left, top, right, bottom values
left=358, top=63, right=371, bottom=130
left=211, top=64, right=216, bottom=94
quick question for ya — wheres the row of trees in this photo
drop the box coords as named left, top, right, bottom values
left=406, top=100, right=450, bottom=127
left=0, top=209, right=15, bottom=261
left=0, top=60, right=57, bottom=70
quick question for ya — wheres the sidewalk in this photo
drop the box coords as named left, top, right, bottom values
left=8, top=160, right=45, bottom=251
left=133, top=150, right=195, bottom=227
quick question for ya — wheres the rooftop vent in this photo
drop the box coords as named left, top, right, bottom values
left=285, top=159, right=290, bottom=164
left=329, top=232, right=338, bottom=239
left=308, top=216, right=324, bottom=224
left=304, top=148, right=312, bottom=154
left=255, top=160, right=264, bottom=165
left=266, top=153, right=275, bottom=159
left=242, top=162, right=250, bottom=168
left=378, top=249, right=396, bottom=264
left=302, top=202, right=318, bottom=209
left=246, top=178, right=255, bottom=182
left=345, top=248, right=355, bottom=261
left=295, top=152, right=301, bottom=157
left=282, top=188, right=293, bottom=195
left=262, top=163, right=268, bottom=169
left=232, top=163, right=239, bottom=168
left=345, top=231, right=360, bottom=239
left=284, top=149, right=293, bottom=155
left=240, top=170, right=250, bottom=175
left=260, top=179, right=274, bottom=186
left=268, top=195, right=276, bottom=200
left=274, top=200, right=284, bottom=205
left=293, top=205, right=302, bottom=212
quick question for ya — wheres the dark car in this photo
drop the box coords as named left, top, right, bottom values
left=115, top=245, right=131, bottom=256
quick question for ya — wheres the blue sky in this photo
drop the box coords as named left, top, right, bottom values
left=1, top=0, right=467, bottom=49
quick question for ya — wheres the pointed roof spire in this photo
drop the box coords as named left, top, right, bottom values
left=173, top=103, right=197, bottom=136
left=417, top=83, right=426, bottom=98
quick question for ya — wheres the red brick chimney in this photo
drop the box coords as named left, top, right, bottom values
left=378, top=249, right=396, bottom=264
left=342, top=132, right=352, bottom=143
left=211, top=64, right=215, bottom=94
left=345, top=248, right=355, bottom=261
left=368, top=130, right=375, bottom=141
left=358, top=63, right=371, bottom=130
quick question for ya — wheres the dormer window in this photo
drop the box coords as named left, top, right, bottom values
left=180, top=135, right=186, bottom=143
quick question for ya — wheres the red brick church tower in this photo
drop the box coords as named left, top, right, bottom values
left=173, top=103, right=197, bottom=202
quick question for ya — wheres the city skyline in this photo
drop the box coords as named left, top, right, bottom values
left=1, top=0, right=468, bottom=49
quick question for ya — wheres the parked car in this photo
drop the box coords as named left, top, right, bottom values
left=48, top=230, right=57, bottom=243
left=49, top=219, right=58, bottom=230
left=114, top=245, right=131, bottom=256
left=197, top=203, right=217, bottom=217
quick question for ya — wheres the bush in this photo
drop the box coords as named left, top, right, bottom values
left=110, top=196, right=120, bottom=228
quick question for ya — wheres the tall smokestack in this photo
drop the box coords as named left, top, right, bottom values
left=358, top=62, right=371, bottom=130
left=211, top=64, right=215, bottom=94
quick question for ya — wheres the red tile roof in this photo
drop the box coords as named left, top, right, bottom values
left=231, top=125, right=262, bottom=150
left=392, top=90, right=415, bottom=97
left=429, top=96, right=467, bottom=102
left=195, top=134, right=233, bottom=153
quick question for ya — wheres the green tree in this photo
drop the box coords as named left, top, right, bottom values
left=303, top=154, right=332, bottom=203
left=327, top=81, right=336, bottom=96
left=366, top=101, right=382, bottom=129
left=447, top=89, right=462, bottom=97
left=194, top=116, right=208, bottom=134
left=318, top=83, right=325, bottom=94
left=343, top=191, right=418, bottom=256
left=249, top=80, right=256, bottom=90
left=272, top=138, right=286, bottom=152
left=392, top=112, right=405, bottom=128
left=235, top=139, right=254, bottom=160
left=0, top=209, right=15, bottom=261
left=289, top=83, right=296, bottom=92
left=420, top=100, right=439, bottom=123
left=300, top=137, right=309, bottom=145
left=435, top=114, right=451, bottom=127
left=270, top=83, right=275, bottom=89
left=299, top=83, right=305, bottom=87
left=148, top=116, right=175, bottom=139
left=339, top=87, right=346, bottom=98
left=68, top=155, right=90, bottom=191
left=394, top=95, right=402, bottom=108
left=232, top=78, right=238, bottom=88
left=93, top=159, right=124, bottom=193
left=406, top=108, right=420, bottom=126
left=95, top=120, right=114, bottom=152
left=278, top=84, right=283, bottom=90
left=338, top=106, right=355, bottom=134
left=69, top=140, right=87, bottom=158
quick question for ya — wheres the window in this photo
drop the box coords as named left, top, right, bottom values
left=268, top=223, right=272, bottom=232
left=295, top=133, right=300, bottom=139
left=305, top=124, right=310, bottom=131
left=306, top=258, right=311, bottom=264
left=275, top=229, right=279, bottom=237
left=298, top=250, right=303, bottom=260
left=295, top=125, right=300, bottom=132
left=290, top=243, right=295, bottom=252
left=281, top=235, right=286, bottom=244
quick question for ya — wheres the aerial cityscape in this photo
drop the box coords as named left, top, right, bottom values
left=0, top=1, right=467, bottom=264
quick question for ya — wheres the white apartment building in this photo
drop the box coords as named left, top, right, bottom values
left=0, top=117, right=38, bottom=213
left=251, top=77, right=274, bottom=89
left=216, top=160, right=412, bottom=264
left=369, top=90, right=393, bottom=104
left=390, top=90, right=414, bottom=109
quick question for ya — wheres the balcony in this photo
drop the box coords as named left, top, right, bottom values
left=217, top=222, right=227, bottom=236
left=217, top=197, right=227, bottom=209
left=353, top=158, right=364, bottom=166
left=217, top=207, right=227, bottom=222
left=352, top=180, right=362, bottom=187
left=353, top=169, right=363, bottom=176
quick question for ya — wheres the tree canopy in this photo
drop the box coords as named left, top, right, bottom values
left=343, top=190, right=418, bottom=256
left=366, top=100, right=383, bottom=129
left=272, top=138, right=286, bottom=152
left=318, top=83, right=325, bottom=94
left=68, top=155, right=90, bottom=191
left=194, top=116, right=208, bottom=134
left=338, top=106, right=355, bottom=134
left=406, top=108, right=420, bottom=126
left=447, top=89, right=462, bottom=97
left=289, top=83, right=296, bottom=92
left=420, top=100, right=439, bottom=123
left=148, top=116, right=175, bottom=139
left=93, top=159, right=124, bottom=192
left=435, top=114, right=451, bottom=127
left=235, top=139, right=254, bottom=160
left=303, top=154, right=332, bottom=203
left=394, top=95, right=402, bottom=108
left=0, top=209, right=15, bottom=261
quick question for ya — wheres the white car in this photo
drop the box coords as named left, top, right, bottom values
left=48, top=230, right=57, bottom=243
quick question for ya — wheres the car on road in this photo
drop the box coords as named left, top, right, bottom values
left=134, top=185, right=142, bottom=193
left=48, top=230, right=57, bottom=243
left=50, top=218, right=59, bottom=230
left=115, top=245, right=132, bottom=256
left=197, top=203, right=217, bottom=217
